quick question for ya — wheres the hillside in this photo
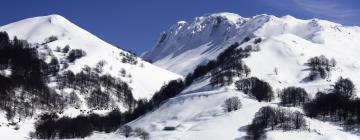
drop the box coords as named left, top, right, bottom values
left=1, top=12, right=360, bottom=140
left=0, top=14, right=181, bottom=100
left=0, top=15, right=181, bottom=139
left=142, top=13, right=360, bottom=77
left=128, top=13, right=360, bottom=140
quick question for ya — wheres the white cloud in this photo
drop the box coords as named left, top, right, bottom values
left=293, top=0, right=359, bottom=20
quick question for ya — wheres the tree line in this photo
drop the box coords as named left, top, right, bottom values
left=0, top=31, right=64, bottom=120
left=279, top=86, right=310, bottom=107
left=33, top=109, right=124, bottom=139
left=29, top=36, right=260, bottom=139
left=235, top=77, right=274, bottom=102
left=128, top=38, right=256, bottom=122
left=303, top=77, right=360, bottom=131
left=246, top=106, right=307, bottom=140
left=57, top=62, right=135, bottom=110
left=186, top=37, right=256, bottom=86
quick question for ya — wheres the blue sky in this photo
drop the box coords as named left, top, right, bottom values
left=0, top=0, right=359, bottom=54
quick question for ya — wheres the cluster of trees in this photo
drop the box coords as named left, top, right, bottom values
left=119, top=51, right=138, bottom=65
left=210, top=42, right=252, bottom=87
left=128, top=42, right=254, bottom=121
left=306, top=55, right=336, bottom=80
left=303, top=77, right=360, bottom=131
left=185, top=38, right=254, bottom=86
left=128, top=79, right=185, bottom=121
left=34, top=109, right=125, bottom=139
left=235, top=77, right=274, bottom=102
left=111, top=38, right=257, bottom=138
left=43, top=35, right=58, bottom=44
left=151, top=79, right=185, bottom=108
left=0, top=31, right=64, bottom=120
left=57, top=62, right=135, bottom=110
left=254, top=38, right=262, bottom=44
left=279, top=87, right=310, bottom=107
left=223, top=97, right=242, bottom=112
left=62, top=45, right=70, bottom=53
left=246, top=106, right=307, bottom=140
left=67, top=49, right=86, bottom=63
left=0, top=31, right=146, bottom=139
left=87, top=88, right=111, bottom=109
left=48, top=57, right=60, bottom=76
left=185, top=60, right=217, bottom=86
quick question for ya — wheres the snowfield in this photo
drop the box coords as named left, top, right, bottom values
left=127, top=75, right=359, bottom=140
left=132, top=12, right=360, bottom=139
left=0, top=12, right=360, bottom=140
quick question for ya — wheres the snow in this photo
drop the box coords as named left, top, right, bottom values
left=1, top=12, right=360, bottom=140
left=0, top=112, right=35, bottom=140
left=143, top=12, right=360, bottom=77
left=131, top=12, right=360, bottom=139
left=0, top=14, right=182, bottom=100
left=0, top=14, right=182, bottom=139
left=142, top=13, right=247, bottom=75
left=128, top=76, right=359, bottom=140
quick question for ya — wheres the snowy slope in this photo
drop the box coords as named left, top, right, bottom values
left=0, top=15, right=181, bottom=140
left=128, top=13, right=360, bottom=139
left=142, top=12, right=247, bottom=75
left=128, top=77, right=359, bottom=140
left=0, top=14, right=181, bottom=100
left=1, top=13, right=360, bottom=140
left=142, top=13, right=360, bottom=76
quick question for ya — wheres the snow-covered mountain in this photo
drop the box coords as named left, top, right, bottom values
left=0, top=14, right=181, bottom=100
left=142, top=12, right=360, bottom=76
left=1, top=12, right=360, bottom=140
left=0, top=15, right=181, bottom=139
left=127, top=12, right=360, bottom=140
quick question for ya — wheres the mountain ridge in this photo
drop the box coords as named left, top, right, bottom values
left=142, top=12, right=360, bottom=76
left=128, top=12, right=360, bottom=140
left=0, top=13, right=360, bottom=140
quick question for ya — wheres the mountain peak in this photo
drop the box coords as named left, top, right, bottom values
left=45, top=14, right=71, bottom=24
left=208, top=12, right=244, bottom=22
left=142, top=13, right=360, bottom=75
left=0, top=14, right=182, bottom=100
left=0, top=14, right=79, bottom=43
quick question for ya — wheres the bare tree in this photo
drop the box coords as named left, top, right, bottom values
left=223, top=97, right=242, bottom=112
left=119, top=125, right=132, bottom=138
